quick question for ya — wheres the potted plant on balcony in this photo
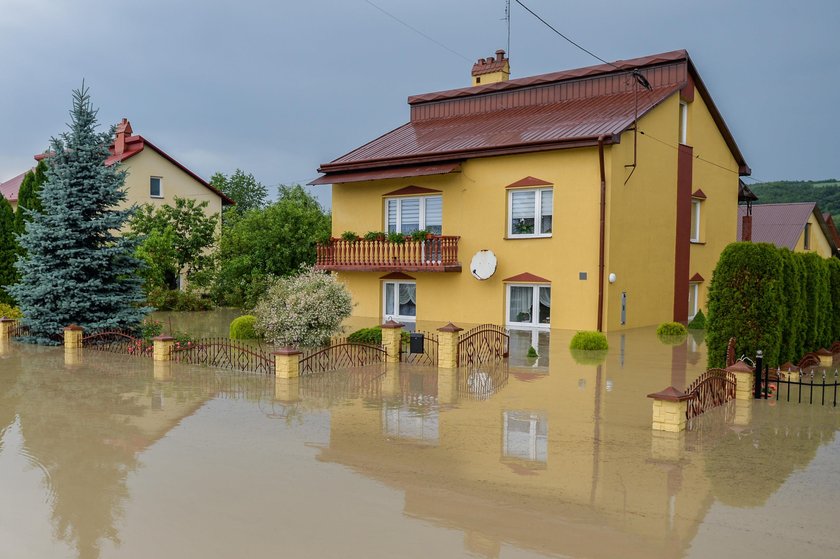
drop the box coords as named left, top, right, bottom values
left=387, top=232, right=406, bottom=244
left=341, top=231, right=359, bottom=242
left=364, top=231, right=386, bottom=242
left=410, top=229, right=432, bottom=242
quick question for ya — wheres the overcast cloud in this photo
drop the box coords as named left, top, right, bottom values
left=1, top=0, right=838, bottom=207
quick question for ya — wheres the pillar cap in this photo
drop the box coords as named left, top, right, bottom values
left=437, top=322, right=464, bottom=333
left=816, top=348, right=833, bottom=356
left=778, top=361, right=796, bottom=371
left=647, top=386, right=691, bottom=402
left=381, top=320, right=404, bottom=329
left=725, top=360, right=753, bottom=373
left=0, top=317, right=15, bottom=323
left=152, top=335, right=175, bottom=341
left=273, top=347, right=302, bottom=356
left=64, top=324, right=83, bottom=331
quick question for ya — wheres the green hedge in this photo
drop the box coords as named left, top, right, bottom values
left=569, top=331, right=608, bottom=351
left=347, top=326, right=409, bottom=345
left=707, top=242, right=840, bottom=368
left=657, top=322, right=687, bottom=337
left=230, top=315, right=259, bottom=340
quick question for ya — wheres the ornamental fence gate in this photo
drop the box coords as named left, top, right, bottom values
left=684, top=368, right=737, bottom=421
left=82, top=330, right=154, bottom=357
left=400, top=331, right=438, bottom=366
left=457, top=324, right=510, bottom=367
left=171, top=338, right=275, bottom=375
left=298, top=338, right=387, bottom=376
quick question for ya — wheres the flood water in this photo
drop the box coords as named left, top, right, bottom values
left=2, top=324, right=840, bottom=559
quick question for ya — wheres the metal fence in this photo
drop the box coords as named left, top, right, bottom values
left=171, top=338, right=275, bottom=375
left=400, top=331, right=438, bottom=366
left=82, top=330, right=154, bottom=357
left=763, top=365, right=840, bottom=406
left=298, top=338, right=387, bottom=376
left=685, top=368, right=737, bottom=420
left=457, top=324, right=510, bottom=367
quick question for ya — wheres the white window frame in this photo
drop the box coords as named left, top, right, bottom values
left=679, top=101, right=688, bottom=145
left=506, top=283, right=551, bottom=329
left=688, top=282, right=700, bottom=320
left=150, top=176, right=163, bottom=198
left=382, top=280, right=417, bottom=324
left=690, top=199, right=702, bottom=242
left=507, top=187, right=553, bottom=238
left=384, top=195, right=442, bottom=234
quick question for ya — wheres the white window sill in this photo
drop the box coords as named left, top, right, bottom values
left=506, top=323, right=550, bottom=330
left=150, top=195, right=164, bottom=199
left=506, top=234, right=552, bottom=240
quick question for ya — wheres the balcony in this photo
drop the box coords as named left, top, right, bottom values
left=315, top=236, right=461, bottom=272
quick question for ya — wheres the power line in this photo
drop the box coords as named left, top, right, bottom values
left=513, top=0, right=620, bottom=70
left=364, top=1, right=471, bottom=63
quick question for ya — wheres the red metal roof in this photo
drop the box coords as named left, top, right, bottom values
left=0, top=170, right=28, bottom=203
left=737, top=203, right=837, bottom=253
left=308, top=162, right=461, bottom=185
left=316, top=49, right=749, bottom=182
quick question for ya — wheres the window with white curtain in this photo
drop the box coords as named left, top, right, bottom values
left=508, top=188, right=552, bottom=237
left=383, top=281, right=416, bottom=323
left=506, top=284, right=550, bottom=328
left=385, top=196, right=442, bottom=234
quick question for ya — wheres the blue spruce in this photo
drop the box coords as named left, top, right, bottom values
left=9, top=85, right=147, bottom=342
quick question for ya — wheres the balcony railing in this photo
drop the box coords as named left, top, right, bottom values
left=315, top=235, right=461, bottom=272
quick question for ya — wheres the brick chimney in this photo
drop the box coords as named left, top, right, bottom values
left=741, top=214, right=752, bottom=242
left=114, top=118, right=133, bottom=156
left=471, top=49, right=509, bottom=86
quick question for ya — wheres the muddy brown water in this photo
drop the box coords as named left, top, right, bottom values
left=1, top=322, right=839, bottom=558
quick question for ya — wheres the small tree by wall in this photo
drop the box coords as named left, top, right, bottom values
left=0, top=196, right=16, bottom=305
left=778, top=249, right=806, bottom=363
left=253, top=266, right=352, bottom=348
left=828, top=258, right=840, bottom=344
left=706, top=243, right=784, bottom=368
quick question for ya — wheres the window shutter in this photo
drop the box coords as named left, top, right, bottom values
left=400, top=198, right=420, bottom=233
left=511, top=191, right=535, bottom=219
left=540, top=190, right=553, bottom=216
left=425, top=196, right=442, bottom=228
left=386, top=199, right=398, bottom=233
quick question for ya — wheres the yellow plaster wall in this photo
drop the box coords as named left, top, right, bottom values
left=793, top=213, right=834, bottom=258
left=331, top=148, right=603, bottom=330
left=684, top=92, right=740, bottom=318
left=120, top=149, right=222, bottom=225
left=603, top=96, right=679, bottom=330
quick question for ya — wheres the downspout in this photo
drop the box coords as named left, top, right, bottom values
left=597, top=136, right=607, bottom=332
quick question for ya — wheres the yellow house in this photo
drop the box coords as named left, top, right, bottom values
left=738, top=202, right=838, bottom=259
left=312, top=49, right=750, bottom=331
left=0, top=118, right=233, bottom=222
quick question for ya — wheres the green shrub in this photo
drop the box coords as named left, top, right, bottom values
left=778, top=249, right=806, bottom=363
left=230, top=315, right=259, bottom=339
left=569, top=331, right=608, bottom=351
left=0, top=303, right=23, bottom=319
left=657, top=322, right=687, bottom=337
left=526, top=345, right=539, bottom=358
left=706, top=243, right=784, bottom=368
left=148, top=288, right=213, bottom=312
left=797, top=252, right=832, bottom=352
left=140, top=318, right=163, bottom=340
left=828, top=258, right=840, bottom=343
left=687, top=309, right=706, bottom=330
left=348, top=326, right=382, bottom=344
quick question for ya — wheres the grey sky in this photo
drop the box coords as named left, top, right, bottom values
left=1, top=0, right=838, bottom=208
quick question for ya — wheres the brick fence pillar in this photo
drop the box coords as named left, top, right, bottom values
left=726, top=360, right=754, bottom=400
left=437, top=322, right=463, bottom=369
left=274, top=348, right=301, bottom=379
left=0, top=318, right=14, bottom=341
left=64, top=324, right=83, bottom=349
left=647, top=386, right=690, bottom=432
left=380, top=320, right=404, bottom=364
left=152, top=336, right=175, bottom=361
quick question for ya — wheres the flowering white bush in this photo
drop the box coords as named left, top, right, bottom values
left=254, top=266, right=352, bottom=348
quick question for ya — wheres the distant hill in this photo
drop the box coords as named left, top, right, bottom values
left=749, top=179, right=840, bottom=221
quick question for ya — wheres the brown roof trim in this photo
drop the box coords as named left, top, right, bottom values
left=383, top=185, right=442, bottom=197
left=505, top=176, right=553, bottom=189
left=503, top=272, right=550, bottom=283
left=691, top=189, right=707, bottom=200
left=310, top=162, right=461, bottom=185
left=379, top=272, right=415, bottom=280
left=318, top=135, right=620, bottom=175
left=689, top=273, right=704, bottom=282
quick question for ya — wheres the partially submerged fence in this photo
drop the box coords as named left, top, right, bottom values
left=82, top=330, right=154, bottom=357
left=400, top=330, right=438, bottom=366
left=298, top=339, right=387, bottom=376
left=684, top=368, right=737, bottom=421
left=457, top=324, right=509, bottom=367
left=760, top=366, right=840, bottom=407
left=171, top=338, right=275, bottom=376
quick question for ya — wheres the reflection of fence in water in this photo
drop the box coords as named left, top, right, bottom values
left=299, top=366, right=387, bottom=403
left=459, top=361, right=510, bottom=400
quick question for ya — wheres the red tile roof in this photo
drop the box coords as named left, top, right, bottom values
left=0, top=170, right=28, bottom=203
left=738, top=203, right=837, bottom=254
left=506, top=176, right=553, bottom=188
left=316, top=49, right=749, bottom=183
left=503, top=272, right=550, bottom=283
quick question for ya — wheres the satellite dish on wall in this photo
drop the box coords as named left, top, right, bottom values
left=470, top=250, right=497, bottom=280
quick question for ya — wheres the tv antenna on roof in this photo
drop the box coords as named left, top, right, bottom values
left=505, top=0, right=511, bottom=56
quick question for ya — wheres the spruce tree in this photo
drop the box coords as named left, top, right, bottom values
left=0, top=196, right=16, bottom=305
left=9, top=85, right=147, bottom=342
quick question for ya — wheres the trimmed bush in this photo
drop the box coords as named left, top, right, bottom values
left=706, top=243, right=784, bottom=368
left=0, top=303, right=23, bottom=319
left=778, top=249, right=806, bottom=363
left=828, top=258, right=840, bottom=343
left=687, top=309, right=706, bottom=330
left=570, top=331, right=608, bottom=351
left=347, top=326, right=382, bottom=345
left=657, top=322, right=687, bottom=337
left=230, top=315, right=259, bottom=340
